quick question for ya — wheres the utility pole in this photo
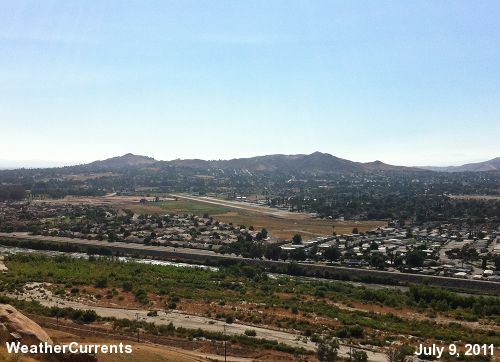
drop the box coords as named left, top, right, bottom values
left=223, top=323, right=227, bottom=362
left=136, top=313, right=140, bottom=343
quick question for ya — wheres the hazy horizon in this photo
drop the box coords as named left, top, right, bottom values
left=0, top=151, right=498, bottom=170
left=1, top=1, right=499, bottom=166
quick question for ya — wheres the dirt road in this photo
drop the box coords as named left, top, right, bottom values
left=7, top=283, right=387, bottom=361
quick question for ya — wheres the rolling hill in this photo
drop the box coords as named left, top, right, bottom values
left=82, top=152, right=421, bottom=174
left=421, top=157, right=500, bottom=172
left=86, top=153, right=157, bottom=169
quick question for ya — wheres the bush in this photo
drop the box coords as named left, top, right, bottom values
left=122, top=281, right=133, bottom=292
left=134, top=289, right=149, bottom=304
left=81, top=310, right=98, bottom=323
left=352, top=350, right=368, bottom=362
left=317, top=336, right=339, bottom=362
left=244, top=329, right=257, bottom=337
left=94, top=277, right=108, bottom=288
left=349, top=325, right=364, bottom=338
left=336, top=328, right=349, bottom=338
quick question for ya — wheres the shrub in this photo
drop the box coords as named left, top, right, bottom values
left=134, top=289, right=149, bottom=304
left=81, top=310, right=98, bottom=324
left=352, top=350, right=368, bottom=362
left=349, top=325, right=364, bottom=338
left=244, top=329, right=257, bottom=337
left=94, top=277, right=108, bottom=288
left=122, top=281, right=133, bottom=292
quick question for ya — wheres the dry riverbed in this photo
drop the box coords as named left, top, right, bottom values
left=4, top=282, right=387, bottom=361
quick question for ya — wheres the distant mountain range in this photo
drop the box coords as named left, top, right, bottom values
left=84, top=152, right=422, bottom=173
left=3, top=153, right=498, bottom=173
left=421, top=157, right=500, bottom=172
left=87, top=153, right=156, bottom=169
left=0, top=159, right=79, bottom=169
left=80, top=152, right=500, bottom=173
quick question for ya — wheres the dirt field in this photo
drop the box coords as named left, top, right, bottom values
left=447, top=194, right=500, bottom=200
left=64, top=172, right=121, bottom=181
left=35, top=193, right=386, bottom=240
left=213, top=212, right=384, bottom=239
left=7, top=283, right=315, bottom=352
left=125, top=194, right=386, bottom=240
left=34, top=194, right=174, bottom=206
left=42, top=326, right=259, bottom=362
left=5, top=282, right=389, bottom=361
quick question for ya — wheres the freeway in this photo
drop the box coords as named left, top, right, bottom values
left=0, top=232, right=499, bottom=293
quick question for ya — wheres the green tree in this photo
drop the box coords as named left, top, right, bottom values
left=458, top=244, right=479, bottom=267
left=290, top=248, right=306, bottom=261
left=352, top=350, right=368, bottom=362
left=370, top=254, right=386, bottom=269
left=292, top=234, right=302, bottom=245
left=405, top=250, right=425, bottom=267
left=394, top=255, right=404, bottom=268
left=264, top=244, right=282, bottom=260
left=324, top=246, right=341, bottom=262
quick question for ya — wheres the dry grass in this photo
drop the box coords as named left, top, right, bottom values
left=36, top=195, right=161, bottom=206
left=0, top=348, right=37, bottom=362
left=43, top=325, right=287, bottom=362
left=40, top=194, right=386, bottom=240
left=46, top=330, right=208, bottom=362
left=123, top=198, right=385, bottom=240
left=63, top=172, right=120, bottom=181
left=447, top=194, right=500, bottom=200
left=213, top=212, right=385, bottom=239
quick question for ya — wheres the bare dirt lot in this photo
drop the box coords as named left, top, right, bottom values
left=34, top=194, right=174, bottom=206
left=5, top=282, right=388, bottom=361
left=33, top=193, right=386, bottom=239
left=35, top=194, right=386, bottom=239
left=447, top=194, right=500, bottom=200
left=125, top=194, right=387, bottom=239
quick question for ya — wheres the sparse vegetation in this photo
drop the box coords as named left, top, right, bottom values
left=0, top=253, right=498, bottom=350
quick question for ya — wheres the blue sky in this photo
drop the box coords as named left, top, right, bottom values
left=0, top=1, right=499, bottom=166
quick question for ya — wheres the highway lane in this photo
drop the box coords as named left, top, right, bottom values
left=1, top=232, right=499, bottom=293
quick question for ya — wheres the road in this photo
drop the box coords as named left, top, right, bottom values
left=1, top=232, right=499, bottom=293
left=7, top=282, right=387, bottom=361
